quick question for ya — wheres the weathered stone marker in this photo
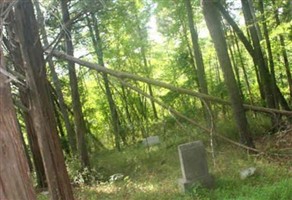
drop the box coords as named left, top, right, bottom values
left=178, top=141, right=214, bottom=192
left=142, top=135, right=160, bottom=147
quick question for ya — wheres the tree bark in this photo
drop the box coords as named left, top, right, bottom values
left=23, top=108, right=48, bottom=188
left=0, top=45, right=37, bottom=200
left=60, top=0, right=90, bottom=167
left=14, top=0, right=74, bottom=199
left=34, top=0, right=77, bottom=154
left=3, top=12, right=48, bottom=188
left=201, top=0, right=254, bottom=147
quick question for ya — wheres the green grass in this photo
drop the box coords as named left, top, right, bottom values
left=38, top=127, right=292, bottom=200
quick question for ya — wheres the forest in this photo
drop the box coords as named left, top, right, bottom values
left=0, top=0, right=292, bottom=199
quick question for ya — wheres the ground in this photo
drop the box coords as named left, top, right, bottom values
left=38, top=126, right=292, bottom=200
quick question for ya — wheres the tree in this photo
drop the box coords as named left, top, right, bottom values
left=2, top=12, right=48, bottom=187
left=240, top=0, right=276, bottom=109
left=34, top=0, right=77, bottom=154
left=184, top=0, right=208, bottom=97
left=271, top=0, right=292, bottom=99
left=0, top=40, right=36, bottom=200
left=87, top=12, right=125, bottom=150
left=14, top=0, right=74, bottom=198
left=60, top=0, right=90, bottom=167
left=201, top=0, right=254, bottom=148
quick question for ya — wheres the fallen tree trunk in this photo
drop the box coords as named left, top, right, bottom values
left=46, top=50, right=292, bottom=117
left=117, top=78, right=260, bottom=153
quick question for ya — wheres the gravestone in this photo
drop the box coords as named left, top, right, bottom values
left=178, top=141, right=214, bottom=192
left=142, top=135, right=160, bottom=147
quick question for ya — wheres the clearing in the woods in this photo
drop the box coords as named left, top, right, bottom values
left=37, top=125, right=292, bottom=200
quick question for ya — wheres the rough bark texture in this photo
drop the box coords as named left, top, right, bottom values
left=14, top=0, right=74, bottom=199
left=3, top=12, right=47, bottom=188
left=60, top=0, right=90, bottom=167
left=34, top=0, right=77, bottom=154
left=22, top=107, right=48, bottom=188
left=0, top=45, right=37, bottom=200
left=201, top=0, right=254, bottom=147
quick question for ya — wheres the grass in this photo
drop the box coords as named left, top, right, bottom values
left=38, top=125, right=292, bottom=200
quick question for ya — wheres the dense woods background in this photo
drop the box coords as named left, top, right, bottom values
left=0, top=0, right=291, bottom=199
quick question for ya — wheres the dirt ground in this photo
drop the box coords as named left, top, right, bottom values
left=254, top=125, right=292, bottom=167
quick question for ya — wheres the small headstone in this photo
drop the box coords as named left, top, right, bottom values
left=178, top=141, right=214, bottom=192
left=240, top=167, right=256, bottom=179
left=142, top=135, right=160, bottom=146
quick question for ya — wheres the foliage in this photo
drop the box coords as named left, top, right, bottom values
left=66, top=156, right=106, bottom=185
left=36, top=120, right=292, bottom=199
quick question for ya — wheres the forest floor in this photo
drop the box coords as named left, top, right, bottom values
left=38, top=127, right=292, bottom=200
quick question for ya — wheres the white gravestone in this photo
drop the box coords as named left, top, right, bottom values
left=142, top=135, right=160, bottom=146
left=178, top=141, right=214, bottom=192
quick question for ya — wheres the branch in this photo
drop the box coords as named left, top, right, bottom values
left=45, top=49, right=292, bottom=117
left=116, top=78, right=260, bottom=153
left=216, top=2, right=255, bottom=59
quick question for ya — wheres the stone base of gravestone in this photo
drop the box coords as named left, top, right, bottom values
left=178, top=141, right=214, bottom=192
left=178, top=175, right=214, bottom=192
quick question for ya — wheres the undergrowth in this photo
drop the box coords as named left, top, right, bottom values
left=38, top=121, right=292, bottom=200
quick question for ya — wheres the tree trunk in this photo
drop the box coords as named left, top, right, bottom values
left=202, top=0, right=254, bottom=148
left=226, top=32, right=244, bottom=100
left=18, top=121, right=34, bottom=172
left=217, top=3, right=255, bottom=58
left=184, top=0, right=208, bottom=95
left=0, top=45, right=37, bottom=200
left=148, top=84, right=159, bottom=119
left=53, top=97, right=70, bottom=155
left=88, top=13, right=126, bottom=149
left=179, top=18, right=200, bottom=89
left=14, top=0, right=74, bottom=199
left=217, top=3, right=266, bottom=102
left=20, top=90, right=47, bottom=188
left=258, top=0, right=278, bottom=107
left=34, top=0, right=77, bottom=154
left=240, top=0, right=276, bottom=110
left=3, top=13, right=48, bottom=188
left=233, top=31, right=255, bottom=106
left=272, top=0, right=292, bottom=99
left=23, top=110, right=48, bottom=188
left=60, top=0, right=90, bottom=167
left=184, top=0, right=212, bottom=125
